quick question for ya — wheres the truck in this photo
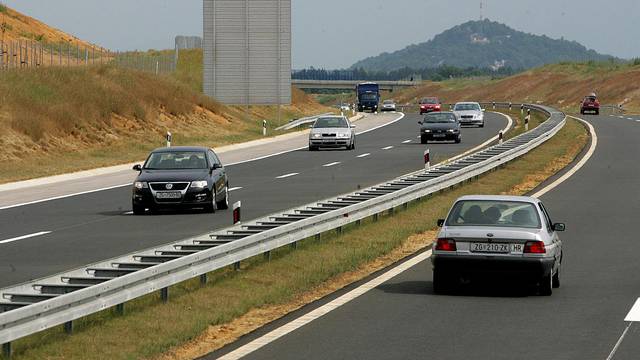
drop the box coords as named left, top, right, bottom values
left=356, top=82, right=380, bottom=113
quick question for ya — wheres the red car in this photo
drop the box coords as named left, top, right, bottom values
left=580, top=93, right=600, bottom=115
left=420, top=97, right=442, bottom=114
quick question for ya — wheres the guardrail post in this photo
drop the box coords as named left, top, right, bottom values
left=64, top=320, right=73, bottom=334
left=424, top=149, right=431, bottom=170
left=234, top=262, right=241, bottom=271
left=355, top=219, right=361, bottom=226
left=373, top=213, right=379, bottom=222
left=116, top=303, right=125, bottom=315
left=498, top=131, right=504, bottom=145
left=264, top=251, right=271, bottom=261
left=520, top=104, right=524, bottom=115
left=3, top=342, right=11, bottom=358
left=161, top=287, right=169, bottom=303
left=403, top=202, right=408, bottom=210
left=337, top=226, right=343, bottom=235
left=315, top=234, right=321, bottom=242
left=509, top=102, right=512, bottom=110
left=262, top=120, right=267, bottom=136
left=524, top=114, right=530, bottom=131
left=389, top=207, right=395, bottom=216
left=291, top=241, right=298, bottom=250
left=200, top=273, right=207, bottom=285
left=233, top=201, right=241, bottom=225
left=492, top=101, right=496, bottom=110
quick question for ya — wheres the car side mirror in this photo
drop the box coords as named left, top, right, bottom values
left=553, top=223, right=566, bottom=232
left=211, top=163, right=222, bottom=170
left=418, top=121, right=423, bottom=125
left=351, top=125, right=356, bottom=128
left=481, top=108, right=486, bottom=112
left=437, top=219, right=445, bottom=227
left=133, top=164, right=142, bottom=172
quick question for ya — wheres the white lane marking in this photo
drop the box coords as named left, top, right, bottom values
left=1, top=114, right=407, bottom=211
left=323, top=162, right=341, bottom=167
left=606, top=322, right=634, bottom=360
left=357, top=153, right=371, bottom=158
left=0, top=231, right=52, bottom=245
left=228, top=187, right=243, bottom=192
left=627, top=118, right=634, bottom=120
left=0, top=183, right=131, bottom=211
left=618, top=116, right=625, bottom=119
left=276, top=173, right=299, bottom=179
left=123, top=211, right=134, bottom=215
left=382, top=146, right=394, bottom=150
left=402, top=140, right=412, bottom=144
left=444, top=112, right=514, bottom=164
left=532, top=115, right=597, bottom=198
left=625, top=298, right=640, bottom=322
left=636, top=120, right=640, bottom=122
left=218, top=249, right=433, bottom=360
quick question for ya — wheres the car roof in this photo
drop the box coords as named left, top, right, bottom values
left=455, top=195, right=539, bottom=203
left=454, top=102, right=480, bottom=105
left=425, top=111, right=454, bottom=115
left=151, top=146, right=209, bottom=153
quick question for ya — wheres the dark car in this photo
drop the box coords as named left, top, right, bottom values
left=131, top=146, right=229, bottom=215
left=580, top=93, right=600, bottom=115
left=419, top=97, right=442, bottom=114
left=419, top=111, right=461, bottom=144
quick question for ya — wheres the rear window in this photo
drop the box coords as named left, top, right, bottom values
left=314, top=117, right=348, bottom=128
left=454, top=103, right=480, bottom=111
left=421, top=98, right=438, bottom=104
left=446, top=200, right=542, bottom=229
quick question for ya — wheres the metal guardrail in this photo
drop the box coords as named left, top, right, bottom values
left=275, top=113, right=334, bottom=131
left=0, top=104, right=565, bottom=354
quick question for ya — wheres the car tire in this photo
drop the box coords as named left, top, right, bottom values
left=455, top=136, right=461, bottom=144
left=216, top=186, right=229, bottom=210
left=552, top=267, right=560, bottom=288
left=204, top=191, right=216, bottom=213
left=539, top=272, right=553, bottom=296
left=132, top=203, right=145, bottom=215
left=421, top=135, right=428, bottom=144
left=309, top=145, right=318, bottom=151
left=595, top=110, right=599, bottom=115
left=350, top=139, right=356, bottom=150
left=479, top=123, right=485, bottom=128
left=433, top=268, right=451, bottom=294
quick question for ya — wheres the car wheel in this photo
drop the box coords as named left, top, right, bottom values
left=204, top=191, right=216, bottom=213
left=432, top=268, right=451, bottom=294
left=455, top=136, right=461, bottom=144
left=479, top=123, right=484, bottom=128
left=421, top=135, right=428, bottom=144
left=595, top=110, right=599, bottom=115
left=216, top=185, right=229, bottom=210
left=132, top=203, right=145, bottom=215
left=552, top=267, right=560, bottom=288
left=580, top=110, right=584, bottom=115
left=539, top=272, right=553, bottom=296
left=309, top=145, right=318, bottom=151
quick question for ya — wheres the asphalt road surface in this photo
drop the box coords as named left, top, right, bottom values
left=0, top=112, right=507, bottom=288
left=211, top=114, right=640, bottom=360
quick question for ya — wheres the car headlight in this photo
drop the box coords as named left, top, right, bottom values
left=423, top=129, right=431, bottom=133
left=337, top=133, right=350, bottom=138
left=311, top=133, right=322, bottom=139
left=447, top=129, right=456, bottom=133
left=191, top=181, right=208, bottom=189
left=134, top=181, right=148, bottom=189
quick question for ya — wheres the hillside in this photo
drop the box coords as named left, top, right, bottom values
left=352, top=20, right=612, bottom=72
left=391, top=61, right=640, bottom=113
left=0, top=3, right=98, bottom=48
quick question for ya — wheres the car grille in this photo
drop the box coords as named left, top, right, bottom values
left=149, top=182, right=190, bottom=191
left=461, top=115, right=474, bottom=119
left=322, top=133, right=336, bottom=137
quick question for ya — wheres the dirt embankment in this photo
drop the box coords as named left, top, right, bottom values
left=395, top=62, right=640, bottom=113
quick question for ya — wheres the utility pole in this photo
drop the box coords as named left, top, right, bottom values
left=480, top=1, right=484, bottom=21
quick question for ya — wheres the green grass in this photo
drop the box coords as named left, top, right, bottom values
left=498, top=109, right=546, bottom=140
left=2, top=116, right=589, bottom=360
left=0, top=3, right=7, bottom=13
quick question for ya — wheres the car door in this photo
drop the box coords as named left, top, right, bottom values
left=539, top=202, right=561, bottom=269
left=207, top=150, right=227, bottom=199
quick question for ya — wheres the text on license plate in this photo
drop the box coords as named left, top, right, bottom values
left=470, top=243, right=523, bottom=253
left=156, top=191, right=182, bottom=199
left=433, top=134, right=446, bottom=137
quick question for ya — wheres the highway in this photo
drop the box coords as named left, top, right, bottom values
left=209, top=114, right=640, bottom=360
left=0, top=112, right=507, bottom=288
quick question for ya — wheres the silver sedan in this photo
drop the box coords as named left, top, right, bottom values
left=453, top=102, right=485, bottom=127
left=432, top=195, right=565, bottom=295
left=309, top=116, right=356, bottom=151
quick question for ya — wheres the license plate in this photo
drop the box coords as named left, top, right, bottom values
left=156, top=192, right=182, bottom=199
left=470, top=243, right=521, bottom=253
left=433, top=134, right=446, bottom=138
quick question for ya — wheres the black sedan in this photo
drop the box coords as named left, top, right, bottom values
left=419, top=111, right=462, bottom=144
left=131, top=146, right=229, bottom=214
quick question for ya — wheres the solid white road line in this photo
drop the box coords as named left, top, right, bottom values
left=228, top=187, right=243, bottom=192
left=218, top=249, right=433, bottom=360
left=606, top=322, right=634, bottom=360
left=402, top=140, right=413, bottom=144
left=0, top=183, right=131, bottom=211
left=532, top=116, right=598, bottom=198
left=444, top=112, right=515, bottom=164
left=382, top=146, right=394, bottom=150
left=0, top=231, right=52, bottom=245
left=275, top=173, right=299, bottom=179
left=357, top=153, right=371, bottom=158
left=323, top=162, right=341, bottom=167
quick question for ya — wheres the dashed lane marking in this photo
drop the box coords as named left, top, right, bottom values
left=402, top=140, right=413, bottom=144
left=323, top=162, right=341, bottom=167
left=228, top=187, right=243, bottom=192
left=357, top=153, right=370, bottom=158
left=382, top=146, right=394, bottom=150
left=276, top=173, right=299, bottom=179
left=0, top=231, right=52, bottom=245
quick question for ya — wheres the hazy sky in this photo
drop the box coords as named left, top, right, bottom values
left=2, top=0, right=638, bottom=68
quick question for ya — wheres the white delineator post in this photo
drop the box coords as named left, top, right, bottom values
left=262, top=120, right=267, bottom=136
left=166, top=131, right=172, bottom=147
left=499, top=131, right=504, bottom=144
left=233, top=201, right=242, bottom=224
left=424, top=149, right=431, bottom=170
left=525, top=114, right=531, bottom=131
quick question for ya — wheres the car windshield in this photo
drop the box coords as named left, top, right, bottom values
left=421, top=98, right=438, bottom=104
left=585, top=96, right=597, bottom=102
left=314, top=117, right=348, bottom=128
left=424, top=113, right=456, bottom=123
left=361, top=93, right=377, bottom=101
left=446, top=200, right=542, bottom=228
left=454, top=103, right=480, bottom=111
left=383, top=100, right=394, bottom=104
left=144, top=151, right=208, bottom=170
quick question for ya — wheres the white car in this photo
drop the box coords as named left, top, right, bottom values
left=453, top=102, right=485, bottom=127
left=381, top=99, right=397, bottom=112
left=432, top=195, right=565, bottom=295
left=309, top=116, right=356, bottom=151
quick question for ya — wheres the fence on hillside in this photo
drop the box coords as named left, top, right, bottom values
left=0, top=40, right=112, bottom=69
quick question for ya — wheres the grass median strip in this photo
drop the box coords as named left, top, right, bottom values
left=4, top=116, right=589, bottom=360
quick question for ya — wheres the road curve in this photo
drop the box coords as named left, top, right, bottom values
left=0, top=112, right=507, bottom=288
left=209, top=114, right=640, bottom=360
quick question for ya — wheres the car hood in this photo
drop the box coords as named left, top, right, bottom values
left=421, top=122, right=458, bottom=131
left=136, top=169, right=209, bottom=182
left=441, top=226, right=543, bottom=241
left=310, top=127, right=351, bottom=135
left=454, top=110, right=482, bottom=117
